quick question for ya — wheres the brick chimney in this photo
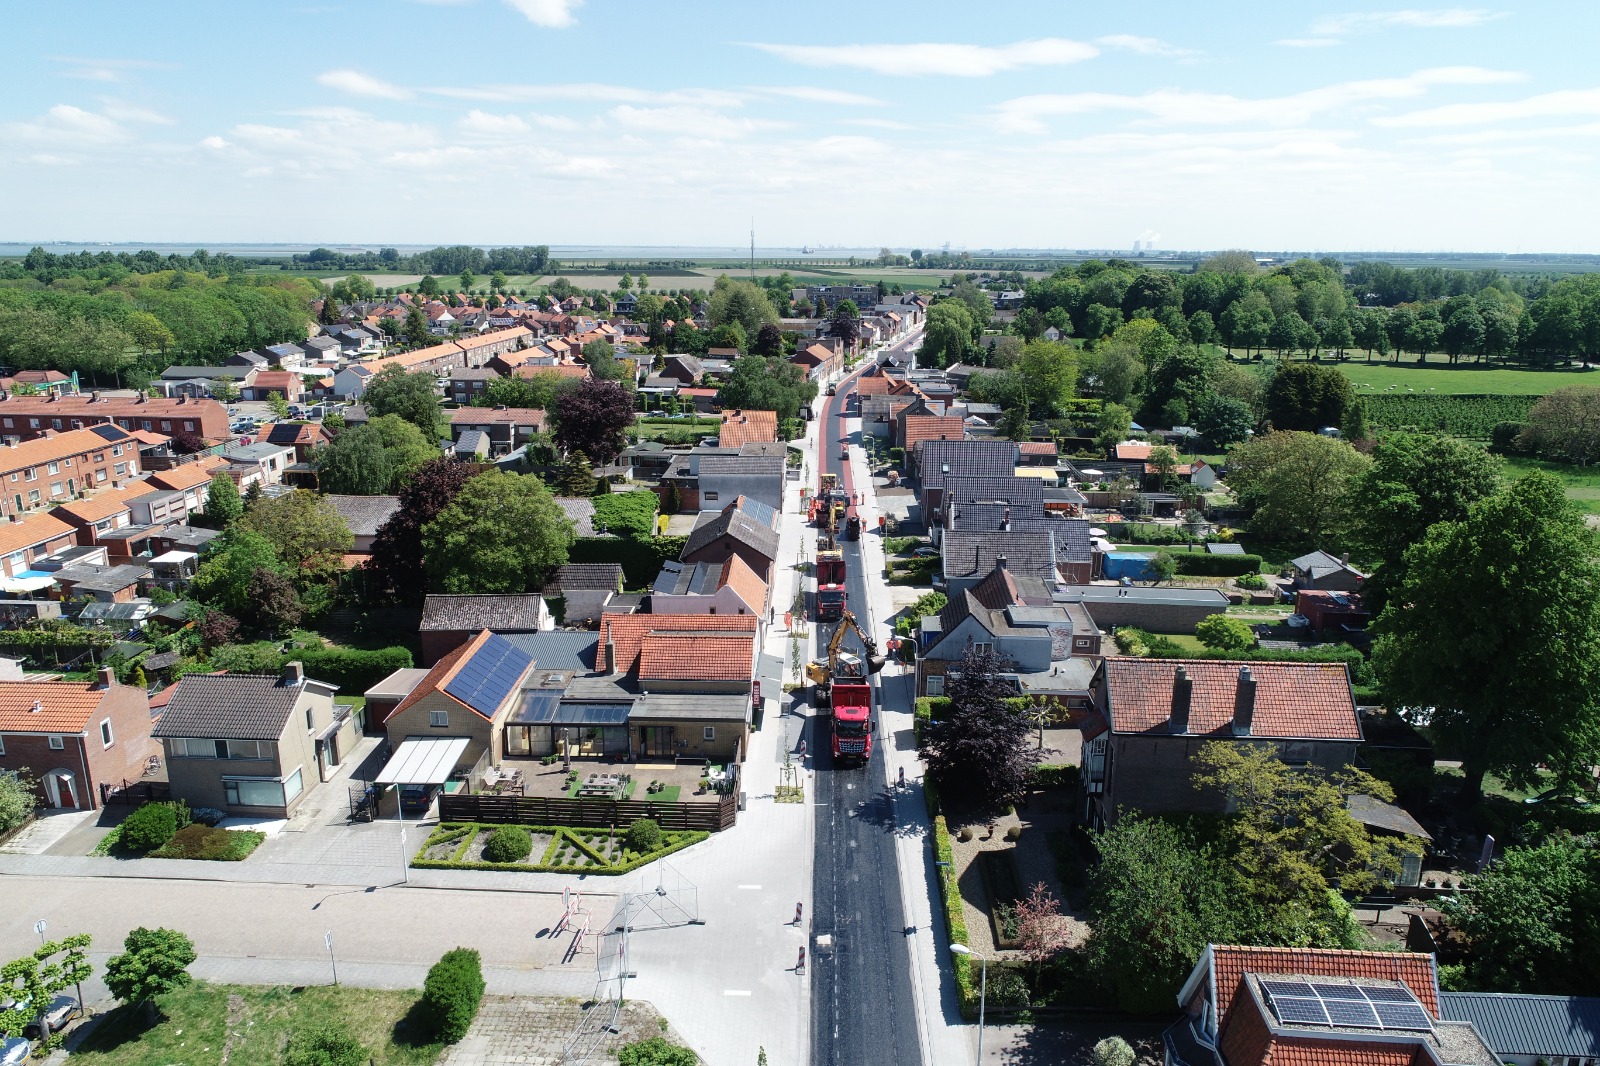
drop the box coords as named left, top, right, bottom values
left=603, top=638, right=616, bottom=675
left=96, top=666, right=116, bottom=690
left=996, top=554, right=1008, bottom=570
left=1232, top=666, right=1256, bottom=736
left=281, top=661, right=305, bottom=686
left=1169, top=665, right=1192, bottom=734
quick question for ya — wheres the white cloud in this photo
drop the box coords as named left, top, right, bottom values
left=1375, top=87, right=1600, bottom=127
left=1095, top=34, right=1196, bottom=58
left=1276, top=38, right=1341, bottom=48
left=608, top=105, right=782, bottom=139
left=995, top=66, right=1525, bottom=133
left=1311, top=8, right=1506, bottom=35
left=745, top=37, right=1097, bottom=78
left=99, top=101, right=177, bottom=125
left=426, top=82, right=742, bottom=108
left=457, top=109, right=531, bottom=135
left=200, top=135, right=230, bottom=149
left=528, top=112, right=583, bottom=131
left=502, top=0, right=582, bottom=27
left=316, top=69, right=413, bottom=100
left=50, top=56, right=171, bottom=83
left=760, top=86, right=887, bottom=107
left=4, top=104, right=127, bottom=145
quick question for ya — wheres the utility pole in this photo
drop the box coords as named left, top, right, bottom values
left=750, top=220, right=755, bottom=279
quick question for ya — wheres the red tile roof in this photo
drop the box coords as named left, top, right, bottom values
left=387, top=630, right=489, bottom=723
left=1114, top=442, right=1152, bottom=460
left=448, top=407, right=545, bottom=428
left=50, top=482, right=146, bottom=524
left=0, top=512, right=77, bottom=557
left=146, top=457, right=225, bottom=494
left=0, top=427, right=133, bottom=476
left=902, top=415, right=966, bottom=451
left=718, top=409, right=778, bottom=448
left=719, top=554, right=769, bottom=612
left=599, top=613, right=759, bottom=674
left=1210, top=946, right=1441, bottom=1025
left=0, top=680, right=115, bottom=733
left=1104, top=658, right=1361, bottom=741
left=514, top=364, right=589, bottom=381
left=639, top=632, right=754, bottom=682
left=1221, top=990, right=1427, bottom=1066
left=1019, top=441, right=1058, bottom=456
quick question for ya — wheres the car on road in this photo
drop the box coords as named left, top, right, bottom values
left=1, top=1036, right=31, bottom=1066
left=23, top=996, right=79, bottom=1039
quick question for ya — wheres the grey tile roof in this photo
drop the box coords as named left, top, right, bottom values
left=683, top=499, right=781, bottom=561
left=56, top=563, right=152, bottom=593
left=554, top=497, right=596, bottom=536
left=918, top=440, right=1019, bottom=489
left=941, top=532, right=1060, bottom=581
left=495, top=631, right=600, bottom=672
left=420, top=594, right=548, bottom=632
left=942, top=475, right=1046, bottom=516
left=552, top=563, right=622, bottom=591
left=696, top=454, right=785, bottom=478
left=1292, top=549, right=1366, bottom=580
left=1440, top=993, right=1600, bottom=1060
left=152, top=672, right=312, bottom=740
left=326, top=495, right=401, bottom=537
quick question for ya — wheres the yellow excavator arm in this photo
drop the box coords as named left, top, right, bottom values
left=806, top=609, right=885, bottom=686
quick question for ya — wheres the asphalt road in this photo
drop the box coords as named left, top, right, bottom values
left=809, top=363, right=924, bottom=1066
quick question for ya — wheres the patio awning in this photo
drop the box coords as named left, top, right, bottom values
left=375, top=736, right=470, bottom=785
left=1, top=573, right=55, bottom=594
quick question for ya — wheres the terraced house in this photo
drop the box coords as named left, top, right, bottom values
left=0, top=425, right=142, bottom=518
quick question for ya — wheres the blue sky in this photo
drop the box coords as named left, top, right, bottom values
left=4, top=1, right=1598, bottom=252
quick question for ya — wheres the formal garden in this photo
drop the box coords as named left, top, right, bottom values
left=410, top=817, right=706, bottom=875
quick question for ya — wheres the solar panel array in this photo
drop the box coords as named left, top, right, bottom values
left=1260, top=979, right=1433, bottom=1034
left=444, top=634, right=535, bottom=719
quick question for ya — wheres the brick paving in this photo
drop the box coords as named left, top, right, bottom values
left=442, top=997, right=681, bottom=1066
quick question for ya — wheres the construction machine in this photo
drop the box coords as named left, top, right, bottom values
left=805, top=610, right=885, bottom=764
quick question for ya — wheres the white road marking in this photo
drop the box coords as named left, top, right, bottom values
left=723, top=990, right=752, bottom=996
left=737, top=884, right=763, bottom=890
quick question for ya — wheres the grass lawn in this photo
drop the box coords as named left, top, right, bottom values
left=73, top=982, right=443, bottom=1066
left=1335, top=360, right=1598, bottom=396
left=1161, top=633, right=1210, bottom=654
left=641, top=785, right=682, bottom=803
left=1500, top=455, right=1600, bottom=514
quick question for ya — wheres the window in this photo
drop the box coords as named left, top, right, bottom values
left=0, top=736, right=5, bottom=755
left=160, top=421, right=172, bottom=432
left=429, top=709, right=449, bottom=728
left=49, top=482, right=63, bottom=497
left=27, top=490, right=40, bottom=505
left=99, top=719, right=114, bottom=747
left=183, top=421, right=195, bottom=432
left=94, top=470, right=105, bottom=483
left=27, top=419, right=39, bottom=429
left=23, top=469, right=36, bottom=481
left=224, top=777, right=287, bottom=807
left=283, top=768, right=303, bottom=803
left=111, top=445, right=122, bottom=456
left=704, top=491, right=719, bottom=502
left=62, top=457, right=72, bottom=468
left=46, top=462, right=59, bottom=474
left=114, top=463, right=127, bottom=477
left=972, top=642, right=993, bottom=656
left=703, top=726, right=716, bottom=741
left=48, top=735, right=64, bottom=750
left=926, top=675, right=945, bottom=696
left=92, top=453, right=104, bottom=463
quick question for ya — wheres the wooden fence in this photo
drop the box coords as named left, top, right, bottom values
left=439, top=793, right=737, bottom=832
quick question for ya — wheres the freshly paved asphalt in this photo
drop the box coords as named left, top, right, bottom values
left=810, top=367, right=925, bottom=1066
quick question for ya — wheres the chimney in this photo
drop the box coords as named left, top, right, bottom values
left=604, top=638, right=616, bottom=675
left=1170, top=666, right=1192, bottom=734
left=96, top=666, right=116, bottom=690
left=1233, top=667, right=1256, bottom=736
left=281, top=661, right=305, bottom=686
left=1340, top=552, right=1350, bottom=566
left=29, top=699, right=41, bottom=714
left=996, top=554, right=1007, bottom=570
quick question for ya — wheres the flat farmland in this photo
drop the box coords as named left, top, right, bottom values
left=1336, top=360, right=1598, bottom=396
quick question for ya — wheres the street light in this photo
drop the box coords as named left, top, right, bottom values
left=949, top=944, right=988, bottom=1066
left=388, top=784, right=410, bottom=885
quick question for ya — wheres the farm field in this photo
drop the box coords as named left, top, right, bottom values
left=1335, top=360, right=1598, bottom=396
left=1500, top=455, right=1600, bottom=514
left=309, top=265, right=958, bottom=293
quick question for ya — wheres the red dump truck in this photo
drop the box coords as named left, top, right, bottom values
left=816, top=547, right=846, bottom=621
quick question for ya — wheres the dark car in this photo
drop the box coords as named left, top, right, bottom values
left=400, top=783, right=441, bottom=814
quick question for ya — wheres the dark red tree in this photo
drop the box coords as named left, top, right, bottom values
left=170, top=431, right=206, bottom=455
left=752, top=322, right=784, bottom=358
left=553, top=378, right=634, bottom=466
left=362, top=457, right=478, bottom=604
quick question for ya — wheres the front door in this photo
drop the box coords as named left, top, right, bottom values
left=640, top=726, right=675, bottom=758
left=45, top=771, right=78, bottom=809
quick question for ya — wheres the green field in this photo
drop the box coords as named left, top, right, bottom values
left=1336, top=360, right=1599, bottom=396
left=1500, top=455, right=1600, bottom=514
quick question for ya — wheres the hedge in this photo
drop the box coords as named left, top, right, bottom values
left=924, top=781, right=980, bottom=1019
left=411, top=823, right=709, bottom=876
left=1030, top=764, right=1081, bottom=790
left=1174, top=553, right=1264, bottom=577
left=207, top=644, right=414, bottom=693
left=120, top=802, right=182, bottom=853
left=1132, top=634, right=1373, bottom=686
left=568, top=535, right=687, bottom=588
left=421, top=948, right=485, bottom=1043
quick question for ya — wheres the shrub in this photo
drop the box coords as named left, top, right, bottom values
left=150, top=824, right=264, bottom=861
left=1030, top=764, right=1081, bottom=791
left=1236, top=572, right=1268, bottom=590
left=1174, top=553, right=1264, bottom=577
left=283, top=1024, right=369, bottom=1066
left=191, top=807, right=228, bottom=826
left=1489, top=420, right=1530, bottom=455
left=0, top=769, right=36, bottom=836
left=481, top=825, right=533, bottom=863
left=1195, top=614, right=1257, bottom=652
left=617, top=1035, right=698, bottom=1066
left=420, top=947, right=486, bottom=1043
left=120, top=801, right=181, bottom=853
left=625, top=818, right=664, bottom=854
left=1092, top=1036, right=1137, bottom=1066
left=986, top=966, right=1031, bottom=1009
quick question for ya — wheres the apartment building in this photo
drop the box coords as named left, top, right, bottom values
left=0, top=395, right=229, bottom=442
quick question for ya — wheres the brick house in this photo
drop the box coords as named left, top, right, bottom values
left=1081, top=658, right=1364, bottom=829
left=680, top=496, right=781, bottom=587
left=418, top=594, right=554, bottom=666
left=651, top=554, right=770, bottom=617
left=0, top=513, right=79, bottom=583
left=916, top=439, right=1020, bottom=521
left=447, top=407, right=545, bottom=457
left=0, top=669, right=156, bottom=810
left=0, top=426, right=143, bottom=518
left=244, top=371, right=305, bottom=404
left=717, top=409, right=777, bottom=449
left=153, top=662, right=356, bottom=818
left=1166, top=944, right=1498, bottom=1066
left=265, top=422, right=334, bottom=462
left=1289, top=550, right=1367, bottom=593
left=0, top=395, right=229, bottom=442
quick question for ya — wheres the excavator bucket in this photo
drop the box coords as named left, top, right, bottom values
left=866, top=654, right=887, bottom=674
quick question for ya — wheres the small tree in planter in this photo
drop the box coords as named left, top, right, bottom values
left=1014, top=881, right=1072, bottom=992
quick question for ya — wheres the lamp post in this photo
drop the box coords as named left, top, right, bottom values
left=949, top=944, right=988, bottom=1066
left=389, top=784, right=409, bottom=885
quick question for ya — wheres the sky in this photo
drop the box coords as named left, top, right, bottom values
left=4, top=1, right=1599, bottom=253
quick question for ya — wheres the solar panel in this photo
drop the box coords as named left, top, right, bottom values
left=1311, top=982, right=1363, bottom=1000
left=1261, top=980, right=1315, bottom=999
left=1374, top=1004, right=1433, bottom=1032
left=1325, top=1000, right=1381, bottom=1028
left=1272, top=998, right=1330, bottom=1025
left=444, top=634, right=534, bottom=719
left=1360, top=986, right=1417, bottom=1003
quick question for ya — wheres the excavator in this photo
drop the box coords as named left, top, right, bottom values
left=805, top=610, right=885, bottom=764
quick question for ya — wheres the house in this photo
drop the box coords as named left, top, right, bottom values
left=49, top=482, right=146, bottom=547
left=149, top=524, right=221, bottom=557
left=916, top=439, right=1020, bottom=520
left=448, top=368, right=499, bottom=405
left=900, top=414, right=966, bottom=456
left=1082, top=658, right=1363, bottom=828
left=1166, top=944, right=1500, bottom=1066
left=154, top=662, right=356, bottom=818
left=0, top=513, right=80, bottom=588
left=941, top=523, right=1095, bottom=594
left=455, top=326, right=531, bottom=367
left=1439, top=992, right=1600, bottom=1066
left=660, top=355, right=705, bottom=385
left=0, top=426, right=143, bottom=518
left=718, top=409, right=778, bottom=449
left=915, top=562, right=1100, bottom=705
left=326, top=495, right=401, bottom=554
left=144, top=456, right=228, bottom=511
left=1, top=370, right=74, bottom=396
left=378, top=631, right=538, bottom=789
left=219, top=442, right=294, bottom=486
left=157, top=364, right=255, bottom=399
left=681, top=496, right=782, bottom=586
left=657, top=451, right=785, bottom=513
left=1056, top=585, right=1230, bottom=634
left=447, top=407, right=545, bottom=458
left=0, top=395, right=230, bottom=442
left=1289, top=550, right=1367, bottom=592
left=0, top=669, right=156, bottom=810
left=418, top=594, right=555, bottom=666
left=52, top=562, right=150, bottom=603
left=1295, top=589, right=1371, bottom=638
left=243, top=371, right=305, bottom=404
left=545, top=563, right=624, bottom=626
left=265, top=422, right=333, bottom=462
left=791, top=342, right=841, bottom=380
left=122, top=484, right=194, bottom=528
left=940, top=474, right=1048, bottom=536
left=651, top=554, right=769, bottom=617
left=333, top=364, right=374, bottom=401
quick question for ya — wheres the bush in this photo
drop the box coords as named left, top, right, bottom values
left=986, top=966, right=1031, bottom=1009
left=150, top=824, right=264, bottom=861
left=617, top=1035, right=697, bottom=1066
left=1489, top=420, right=1530, bottom=455
left=420, top=947, right=486, bottom=1043
left=1174, top=553, right=1264, bottom=577
left=1195, top=614, right=1257, bottom=652
left=568, top=535, right=686, bottom=588
left=1236, top=572, right=1268, bottom=590
left=283, top=1024, right=369, bottom=1066
left=481, top=825, right=533, bottom=863
left=1030, top=764, right=1080, bottom=791
left=1093, top=1036, right=1137, bottom=1066
left=0, top=769, right=36, bottom=836
left=120, top=802, right=181, bottom=853
left=625, top=818, right=664, bottom=854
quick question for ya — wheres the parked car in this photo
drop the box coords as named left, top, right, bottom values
left=1, top=1036, right=31, bottom=1066
left=24, top=996, right=80, bottom=1039
left=400, top=783, right=441, bottom=814
left=912, top=547, right=940, bottom=558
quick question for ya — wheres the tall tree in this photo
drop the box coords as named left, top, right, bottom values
left=707, top=278, right=779, bottom=336
left=1374, top=473, right=1600, bottom=801
left=920, top=645, right=1030, bottom=811
left=204, top=473, right=244, bottom=526
left=402, top=305, right=431, bottom=347
left=421, top=471, right=574, bottom=593
left=363, top=365, right=441, bottom=439
left=363, top=458, right=477, bottom=604
left=1226, top=430, right=1370, bottom=542
left=190, top=527, right=287, bottom=618
left=240, top=490, right=353, bottom=583
left=553, top=377, right=634, bottom=465
left=1262, top=361, right=1353, bottom=432
left=920, top=300, right=974, bottom=367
